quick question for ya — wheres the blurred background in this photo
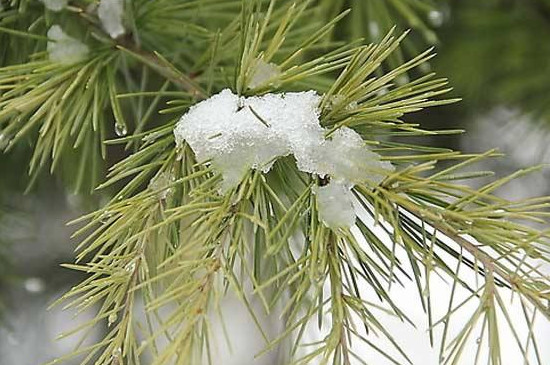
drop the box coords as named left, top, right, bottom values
left=2, top=0, right=550, bottom=364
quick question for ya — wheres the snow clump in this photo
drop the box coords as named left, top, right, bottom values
left=39, top=0, right=68, bottom=12
left=313, top=181, right=356, bottom=229
left=47, top=25, right=89, bottom=64
left=98, top=0, right=125, bottom=39
left=174, top=89, right=394, bottom=228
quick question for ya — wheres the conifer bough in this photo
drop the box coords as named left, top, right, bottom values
left=1, top=1, right=549, bottom=364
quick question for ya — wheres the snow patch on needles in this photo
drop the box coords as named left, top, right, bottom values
left=47, top=25, right=89, bottom=64
left=316, top=127, right=393, bottom=185
left=98, top=0, right=125, bottom=39
left=174, top=89, right=323, bottom=191
left=314, top=181, right=356, bottom=229
left=39, top=0, right=68, bottom=12
left=174, top=89, right=394, bottom=228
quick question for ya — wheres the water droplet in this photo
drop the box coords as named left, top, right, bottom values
left=108, top=313, right=117, bottom=326
left=428, top=10, right=444, bottom=27
left=476, top=337, right=481, bottom=344
left=114, top=123, right=128, bottom=137
left=24, top=277, right=45, bottom=293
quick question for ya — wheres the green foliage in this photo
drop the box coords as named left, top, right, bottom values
left=0, top=0, right=233, bottom=191
left=0, top=55, right=116, bottom=191
left=0, top=0, right=40, bottom=65
left=1, top=0, right=550, bottom=364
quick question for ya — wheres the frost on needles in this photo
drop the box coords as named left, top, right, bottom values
left=174, top=89, right=394, bottom=228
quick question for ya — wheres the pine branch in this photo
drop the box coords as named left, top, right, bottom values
left=1, top=1, right=549, bottom=364
left=53, top=6, right=550, bottom=362
left=67, top=1, right=207, bottom=98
